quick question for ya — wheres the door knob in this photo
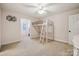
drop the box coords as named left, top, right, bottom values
left=69, top=30, right=71, bottom=32
left=28, top=33, right=30, bottom=36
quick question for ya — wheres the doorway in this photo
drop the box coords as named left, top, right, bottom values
left=20, top=18, right=31, bottom=41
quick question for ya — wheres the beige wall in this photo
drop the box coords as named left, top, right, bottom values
left=46, top=8, right=79, bottom=43
left=0, top=8, right=1, bottom=48
left=1, top=9, right=37, bottom=45
left=77, top=21, right=79, bottom=35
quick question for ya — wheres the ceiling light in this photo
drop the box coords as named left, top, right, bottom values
left=38, top=9, right=47, bottom=14
left=36, top=4, right=47, bottom=15
left=38, top=7, right=47, bottom=14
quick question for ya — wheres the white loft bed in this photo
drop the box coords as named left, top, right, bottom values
left=33, top=23, right=45, bottom=26
left=32, top=19, right=54, bottom=43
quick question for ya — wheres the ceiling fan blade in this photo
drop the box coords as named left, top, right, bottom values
left=22, top=4, right=37, bottom=8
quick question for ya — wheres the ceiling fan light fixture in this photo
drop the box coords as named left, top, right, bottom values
left=36, top=4, right=47, bottom=15
left=38, top=9, right=46, bottom=14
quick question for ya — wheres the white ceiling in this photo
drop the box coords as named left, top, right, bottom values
left=0, top=3, right=79, bottom=19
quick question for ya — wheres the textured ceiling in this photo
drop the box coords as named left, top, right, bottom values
left=0, top=3, right=79, bottom=19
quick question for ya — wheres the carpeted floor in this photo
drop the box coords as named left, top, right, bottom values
left=0, top=38, right=73, bottom=56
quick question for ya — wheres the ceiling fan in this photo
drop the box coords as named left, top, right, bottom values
left=22, top=3, right=54, bottom=15
left=23, top=3, right=54, bottom=8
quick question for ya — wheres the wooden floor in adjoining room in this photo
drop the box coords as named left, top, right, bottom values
left=0, top=38, right=73, bottom=56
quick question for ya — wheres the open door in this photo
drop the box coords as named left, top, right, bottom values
left=20, top=18, right=31, bottom=40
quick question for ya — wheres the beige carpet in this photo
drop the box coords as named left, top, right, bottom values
left=0, top=38, right=73, bottom=56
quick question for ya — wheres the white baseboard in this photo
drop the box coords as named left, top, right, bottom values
left=54, top=37, right=68, bottom=44
left=2, top=40, right=20, bottom=45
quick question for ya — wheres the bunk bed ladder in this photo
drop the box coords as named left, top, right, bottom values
left=40, top=20, right=48, bottom=43
left=40, top=24, right=44, bottom=43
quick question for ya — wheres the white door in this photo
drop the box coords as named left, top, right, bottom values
left=69, top=14, right=79, bottom=44
left=20, top=19, right=31, bottom=40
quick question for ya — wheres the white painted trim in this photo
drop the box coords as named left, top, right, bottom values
left=55, top=37, right=68, bottom=43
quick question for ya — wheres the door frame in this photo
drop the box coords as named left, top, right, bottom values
left=20, top=18, right=31, bottom=40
